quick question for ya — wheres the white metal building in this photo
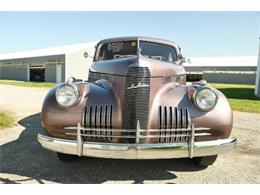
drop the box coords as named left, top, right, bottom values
left=184, top=56, right=258, bottom=84
left=0, top=42, right=96, bottom=83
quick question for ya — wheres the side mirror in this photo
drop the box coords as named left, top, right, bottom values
left=83, top=51, right=94, bottom=59
left=177, top=54, right=190, bottom=65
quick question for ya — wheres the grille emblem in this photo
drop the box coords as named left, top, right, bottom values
left=127, top=82, right=149, bottom=89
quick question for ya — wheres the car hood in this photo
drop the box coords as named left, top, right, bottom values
left=89, top=55, right=185, bottom=77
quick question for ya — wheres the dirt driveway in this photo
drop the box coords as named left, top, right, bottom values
left=0, top=84, right=260, bottom=184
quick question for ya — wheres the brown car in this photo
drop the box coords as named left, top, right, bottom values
left=38, top=37, right=236, bottom=166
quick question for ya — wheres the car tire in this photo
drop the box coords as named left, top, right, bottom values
left=57, top=153, right=78, bottom=161
left=193, top=155, right=218, bottom=167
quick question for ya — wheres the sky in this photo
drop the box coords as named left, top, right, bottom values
left=0, top=12, right=259, bottom=57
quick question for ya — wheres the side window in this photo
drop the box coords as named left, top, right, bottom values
left=140, top=41, right=178, bottom=63
left=97, top=41, right=137, bottom=61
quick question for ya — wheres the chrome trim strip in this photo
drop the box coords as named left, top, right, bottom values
left=136, top=120, right=140, bottom=144
left=64, top=127, right=209, bottom=133
left=65, top=132, right=211, bottom=138
left=189, top=123, right=195, bottom=158
left=77, top=122, right=83, bottom=156
left=64, top=127, right=135, bottom=132
left=64, top=123, right=212, bottom=141
left=194, top=133, right=211, bottom=136
left=37, top=134, right=237, bottom=159
left=139, top=134, right=193, bottom=138
left=80, top=134, right=136, bottom=138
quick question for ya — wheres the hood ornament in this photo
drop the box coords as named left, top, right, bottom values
left=127, top=82, right=149, bottom=89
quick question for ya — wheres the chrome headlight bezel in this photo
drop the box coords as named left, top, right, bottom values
left=193, top=87, right=218, bottom=111
left=55, top=83, right=80, bottom=108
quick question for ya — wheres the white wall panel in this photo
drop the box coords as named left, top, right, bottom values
left=65, top=47, right=95, bottom=81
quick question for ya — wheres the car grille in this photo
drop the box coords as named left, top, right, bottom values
left=158, top=106, right=190, bottom=143
left=123, top=66, right=151, bottom=129
left=82, top=104, right=113, bottom=142
left=66, top=105, right=192, bottom=144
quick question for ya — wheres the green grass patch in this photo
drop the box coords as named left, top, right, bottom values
left=0, top=80, right=56, bottom=88
left=0, top=111, right=14, bottom=129
left=209, top=83, right=260, bottom=113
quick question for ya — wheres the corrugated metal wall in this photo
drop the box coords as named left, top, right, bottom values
left=45, top=64, right=57, bottom=83
left=0, top=64, right=28, bottom=81
left=0, top=55, right=65, bottom=83
left=185, top=65, right=257, bottom=84
left=62, top=64, right=65, bottom=82
left=203, top=73, right=256, bottom=84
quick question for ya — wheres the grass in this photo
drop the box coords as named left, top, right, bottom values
left=0, top=79, right=56, bottom=88
left=0, top=111, right=14, bottom=129
left=209, top=83, right=260, bottom=113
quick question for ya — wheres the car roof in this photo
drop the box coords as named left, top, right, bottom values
left=96, top=36, right=179, bottom=49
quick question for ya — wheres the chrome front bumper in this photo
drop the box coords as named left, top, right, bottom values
left=37, top=133, right=237, bottom=159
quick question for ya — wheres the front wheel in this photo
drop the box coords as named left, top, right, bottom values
left=193, top=155, right=218, bottom=167
left=57, top=152, right=78, bottom=161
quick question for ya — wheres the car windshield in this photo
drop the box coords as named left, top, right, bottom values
left=97, top=40, right=137, bottom=61
left=96, top=40, right=178, bottom=63
left=140, top=41, right=178, bottom=63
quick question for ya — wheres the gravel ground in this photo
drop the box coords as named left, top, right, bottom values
left=0, top=84, right=260, bottom=184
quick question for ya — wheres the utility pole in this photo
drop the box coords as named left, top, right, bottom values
left=255, top=37, right=260, bottom=98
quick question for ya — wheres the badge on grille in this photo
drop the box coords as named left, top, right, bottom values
left=127, top=82, right=149, bottom=89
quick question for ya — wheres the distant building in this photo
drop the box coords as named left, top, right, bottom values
left=0, top=42, right=96, bottom=83
left=0, top=42, right=257, bottom=85
left=184, top=56, right=257, bottom=85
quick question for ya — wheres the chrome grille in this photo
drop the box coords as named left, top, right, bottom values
left=65, top=106, right=211, bottom=144
left=158, top=106, right=190, bottom=143
left=124, top=66, right=150, bottom=130
left=83, top=104, right=113, bottom=142
left=65, top=124, right=193, bottom=141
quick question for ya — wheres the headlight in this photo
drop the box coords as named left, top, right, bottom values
left=55, top=84, right=80, bottom=107
left=193, top=87, right=218, bottom=111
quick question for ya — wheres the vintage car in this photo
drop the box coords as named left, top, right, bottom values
left=38, top=36, right=237, bottom=166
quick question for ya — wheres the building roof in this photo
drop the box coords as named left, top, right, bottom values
left=185, top=56, right=257, bottom=67
left=0, top=41, right=97, bottom=60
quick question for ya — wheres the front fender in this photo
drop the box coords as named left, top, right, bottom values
left=41, top=80, right=120, bottom=139
left=148, top=83, right=233, bottom=141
